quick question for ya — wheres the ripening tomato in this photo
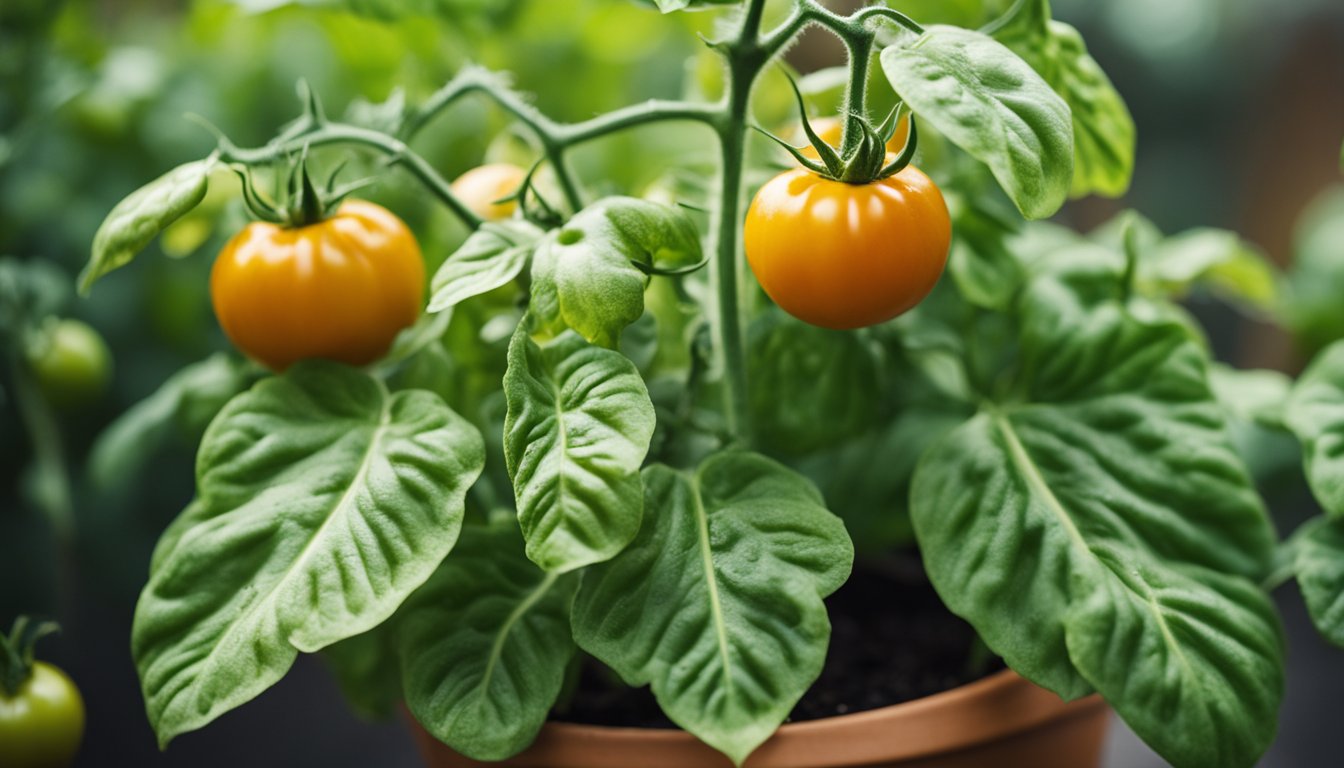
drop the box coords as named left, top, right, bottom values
left=799, top=116, right=911, bottom=161
left=210, top=200, right=424, bottom=371
left=744, top=165, right=950, bottom=330
left=0, top=661, right=85, bottom=768
left=452, top=163, right=528, bottom=221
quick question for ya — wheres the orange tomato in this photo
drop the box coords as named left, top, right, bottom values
left=210, top=200, right=424, bottom=370
left=799, top=115, right=911, bottom=161
left=451, top=163, right=528, bottom=221
left=744, top=165, right=950, bottom=330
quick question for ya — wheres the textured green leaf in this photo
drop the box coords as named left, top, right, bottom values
left=429, top=220, right=543, bottom=313
left=1286, top=340, right=1344, bottom=519
left=880, top=26, right=1073, bottom=219
left=747, top=310, right=883, bottom=455
left=88, top=354, right=255, bottom=491
left=400, top=520, right=578, bottom=761
left=572, top=452, right=853, bottom=766
left=1287, top=186, right=1344, bottom=354
left=82, top=158, right=213, bottom=294
left=911, top=269, right=1280, bottom=766
left=995, top=0, right=1135, bottom=198
left=530, top=197, right=700, bottom=347
left=1209, top=364, right=1290, bottom=429
left=1066, top=548, right=1283, bottom=768
left=132, top=362, right=484, bottom=746
left=323, top=625, right=401, bottom=721
left=1295, top=517, right=1344, bottom=647
left=503, top=324, right=656, bottom=573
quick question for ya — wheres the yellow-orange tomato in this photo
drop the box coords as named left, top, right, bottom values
left=210, top=200, right=424, bottom=371
left=451, top=163, right=528, bottom=221
left=799, top=116, right=911, bottom=161
left=744, top=166, right=950, bottom=330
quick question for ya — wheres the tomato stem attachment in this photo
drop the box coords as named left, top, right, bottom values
left=0, top=617, right=59, bottom=697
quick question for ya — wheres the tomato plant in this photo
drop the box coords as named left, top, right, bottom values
left=74, top=1, right=1344, bottom=768
left=0, top=619, right=84, bottom=768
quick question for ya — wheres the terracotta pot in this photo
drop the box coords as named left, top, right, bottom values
left=410, top=669, right=1110, bottom=768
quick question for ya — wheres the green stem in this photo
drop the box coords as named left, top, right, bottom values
left=839, top=32, right=874, bottom=156
left=220, top=125, right=484, bottom=229
left=9, top=358, right=73, bottom=543
left=701, top=0, right=778, bottom=443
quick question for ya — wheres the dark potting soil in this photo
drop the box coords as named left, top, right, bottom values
left=553, top=555, right=1003, bottom=728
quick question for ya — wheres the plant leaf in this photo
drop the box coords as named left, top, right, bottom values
left=880, top=26, right=1073, bottom=219
left=530, top=197, right=700, bottom=347
left=132, top=362, right=484, bottom=746
left=323, top=625, right=401, bottom=721
left=1065, top=548, right=1284, bottom=768
left=747, top=309, right=884, bottom=455
left=88, top=354, right=255, bottom=491
left=399, top=519, right=578, bottom=761
left=503, top=324, right=656, bottom=573
left=1294, top=516, right=1344, bottom=648
left=1286, top=340, right=1344, bottom=519
left=911, top=268, right=1280, bottom=766
left=428, top=220, right=543, bottom=313
left=993, top=0, right=1135, bottom=198
left=82, top=158, right=214, bottom=294
left=1286, top=186, right=1344, bottom=355
left=572, top=451, right=853, bottom=766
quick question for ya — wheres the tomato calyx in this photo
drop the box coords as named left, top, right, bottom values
left=232, top=146, right=373, bottom=229
left=759, top=76, right=920, bottom=185
left=0, top=617, right=59, bottom=697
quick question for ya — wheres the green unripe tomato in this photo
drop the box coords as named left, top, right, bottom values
left=25, top=319, right=112, bottom=408
left=0, top=661, right=85, bottom=768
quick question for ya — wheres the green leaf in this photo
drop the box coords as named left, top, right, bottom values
left=131, top=362, right=485, bottom=746
left=572, top=452, right=853, bottom=766
left=1065, top=548, right=1284, bottom=768
left=503, top=324, right=656, bottom=573
left=1142, top=228, right=1279, bottom=310
left=1286, top=186, right=1344, bottom=354
left=530, top=197, right=700, bottom=347
left=1208, top=364, right=1291, bottom=429
left=880, top=26, right=1073, bottom=219
left=82, top=158, right=214, bottom=295
left=747, top=310, right=883, bottom=456
left=911, top=272, right=1280, bottom=765
left=994, top=0, right=1136, bottom=198
left=1294, top=517, right=1344, bottom=647
left=399, top=520, right=578, bottom=761
left=1286, top=340, right=1344, bottom=519
left=88, top=354, right=255, bottom=491
left=323, top=625, right=401, bottom=721
left=428, top=220, right=543, bottom=313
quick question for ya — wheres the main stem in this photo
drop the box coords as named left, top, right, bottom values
left=708, top=0, right=777, bottom=444
left=712, top=72, right=752, bottom=442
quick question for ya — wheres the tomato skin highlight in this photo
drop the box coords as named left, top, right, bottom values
left=0, top=662, right=85, bottom=768
left=744, top=165, right=950, bottom=330
left=451, top=163, right=528, bottom=221
left=210, top=199, right=424, bottom=371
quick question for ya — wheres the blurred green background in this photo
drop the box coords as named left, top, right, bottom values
left=1, top=0, right=1341, bottom=765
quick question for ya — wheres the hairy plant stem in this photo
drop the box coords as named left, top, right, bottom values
left=213, top=0, right=903, bottom=445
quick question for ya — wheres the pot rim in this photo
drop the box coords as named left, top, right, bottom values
left=420, top=668, right=1107, bottom=768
